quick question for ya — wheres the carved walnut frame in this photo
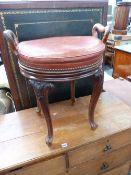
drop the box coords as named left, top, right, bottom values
left=3, top=23, right=110, bottom=145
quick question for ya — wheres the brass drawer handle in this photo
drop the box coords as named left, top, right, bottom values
left=101, top=162, right=109, bottom=170
left=103, top=144, right=112, bottom=152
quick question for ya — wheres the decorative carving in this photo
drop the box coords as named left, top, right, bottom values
left=29, top=79, right=54, bottom=99
left=29, top=79, right=54, bottom=145
left=19, top=58, right=102, bottom=72
left=92, top=23, right=110, bottom=43
left=3, top=13, right=107, bottom=145
left=18, top=57, right=103, bottom=82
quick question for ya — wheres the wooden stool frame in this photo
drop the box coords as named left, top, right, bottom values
left=3, top=23, right=110, bottom=145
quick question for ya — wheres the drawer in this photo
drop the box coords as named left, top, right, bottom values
left=6, top=155, right=66, bottom=175
left=102, top=162, right=131, bottom=175
left=68, top=144, right=131, bottom=175
left=69, top=129, right=131, bottom=167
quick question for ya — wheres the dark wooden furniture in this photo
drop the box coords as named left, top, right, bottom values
left=105, top=33, right=131, bottom=67
left=113, top=44, right=131, bottom=79
left=0, top=92, right=131, bottom=175
left=3, top=23, right=109, bottom=145
left=112, top=1, right=131, bottom=35
left=0, top=0, right=108, bottom=111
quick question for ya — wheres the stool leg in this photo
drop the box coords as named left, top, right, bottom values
left=29, top=79, right=54, bottom=145
left=33, top=89, right=41, bottom=114
left=70, top=80, right=76, bottom=105
left=35, top=99, right=41, bottom=113
left=88, top=67, right=103, bottom=129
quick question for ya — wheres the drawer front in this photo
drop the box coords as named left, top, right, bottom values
left=68, top=144, right=131, bottom=175
left=69, top=129, right=131, bottom=167
left=6, top=155, right=66, bottom=175
left=102, top=162, right=131, bottom=175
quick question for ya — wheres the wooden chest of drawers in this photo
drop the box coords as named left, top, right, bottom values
left=105, top=33, right=131, bottom=67
left=113, top=44, right=131, bottom=79
left=0, top=92, right=131, bottom=175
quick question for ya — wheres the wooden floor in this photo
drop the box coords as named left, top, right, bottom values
left=0, top=92, right=131, bottom=173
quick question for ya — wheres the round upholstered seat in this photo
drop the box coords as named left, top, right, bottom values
left=18, top=36, right=105, bottom=81
left=18, top=36, right=105, bottom=70
left=3, top=23, right=110, bottom=145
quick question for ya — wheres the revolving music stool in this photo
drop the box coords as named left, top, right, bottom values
left=3, top=23, right=110, bottom=145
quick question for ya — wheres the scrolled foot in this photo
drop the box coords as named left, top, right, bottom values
left=45, top=135, right=53, bottom=146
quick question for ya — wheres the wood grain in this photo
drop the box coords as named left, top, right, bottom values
left=67, top=144, right=131, bottom=175
left=69, top=128, right=131, bottom=167
left=113, top=5, right=130, bottom=35
left=0, top=92, right=131, bottom=174
left=6, top=156, right=66, bottom=175
left=113, top=49, right=131, bottom=79
left=102, top=161, right=131, bottom=175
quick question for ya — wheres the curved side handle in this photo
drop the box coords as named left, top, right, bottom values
left=3, top=30, right=18, bottom=55
left=92, top=23, right=110, bottom=43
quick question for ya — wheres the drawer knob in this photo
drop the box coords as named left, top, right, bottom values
left=101, top=162, right=109, bottom=170
left=103, top=144, right=112, bottom=152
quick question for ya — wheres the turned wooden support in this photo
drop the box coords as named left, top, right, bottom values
left=112, top=2, right=131, bottom=35
left=29, top=79, right=54, bottom=145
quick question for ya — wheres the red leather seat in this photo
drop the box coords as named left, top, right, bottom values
left=3, top=23, right=110, bottom=145
left=18, top=36, right=105, bottom=70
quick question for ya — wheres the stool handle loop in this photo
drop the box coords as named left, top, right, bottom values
left=3, top=30, right=18, bottom=55
left=92, top=23, right=110, bottom=43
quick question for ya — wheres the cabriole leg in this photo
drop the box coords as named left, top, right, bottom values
left=70, top=80, right=76, bottom=105
left=88, top=67, right=103, bottom=129
left=29, top=79, right=54, bottom=146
